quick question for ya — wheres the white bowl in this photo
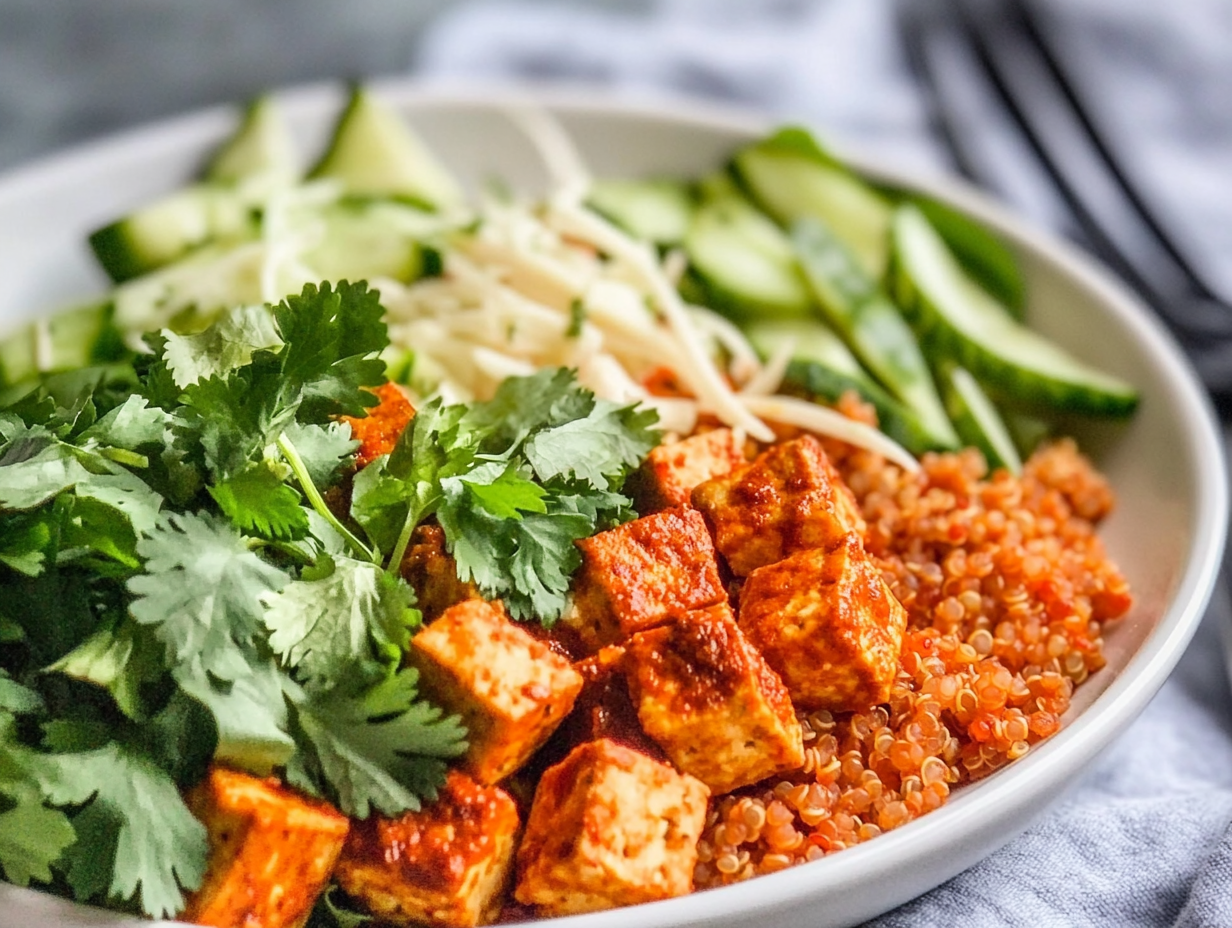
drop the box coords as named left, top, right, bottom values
left=0, top=80, right=1226, bottom=928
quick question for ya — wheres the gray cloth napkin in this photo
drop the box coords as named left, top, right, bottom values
left=413, top=2, right=1232, bottom=926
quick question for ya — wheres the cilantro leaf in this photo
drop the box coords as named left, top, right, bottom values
left=287, top=668, right=466, bottom=819
left=127, top=512, right=289, bottom=682
left=175, top=659, right=295, bottom=776
left=280, top=421, right=358, bottom=489
left=262, top=556, right=418, bottom=692
left=43, top=741, right=208, bottom=918
left=0, top=786, right=77, bottom=888
left=77, top=395, right=172, bottom=451
left=523, top=399, right=660, bottom=490
left=49, top=616, right=165, bottom=721
left=209, top=461, right=309, bottom=541
left=161, top=304, right=282, bottom=388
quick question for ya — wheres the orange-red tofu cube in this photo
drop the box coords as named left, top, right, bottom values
left=181, top=767, right=350, bottom=928
left=737, top=534, right=907, bottom=711
left=399, top=523, right=479, bottom=624
left=628, top=427, right=748, bottom=513
left=691, top=435, right=865, bottom=576
left=334, top=770, right=521, bottom=928
left=624, top=603, right=804, bottom=794
left=514, top=739, right=709, bottom=916
left=567, top=506, right=726, bottom=652
left=409, top=600, right=583, bottom=784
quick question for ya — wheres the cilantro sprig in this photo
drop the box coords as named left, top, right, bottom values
left=0, top=281, right=467, bottom=918
left=351, top=366, right=660, bottom=623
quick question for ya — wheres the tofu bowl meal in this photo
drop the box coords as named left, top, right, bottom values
left=0, top=82, right=1224, bottom=928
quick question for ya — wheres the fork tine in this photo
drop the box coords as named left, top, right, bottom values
left=1009, top=0, right=1222, bottom=301
left=921, top=0, right=1232, bottom=338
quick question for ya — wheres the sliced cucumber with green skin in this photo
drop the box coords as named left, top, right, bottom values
left=908, top=196, right=1026, bottom=320
left=936, top=360, right=1022, bottom=474
left=301, top=199, right=438, bottom=284
left=91, top=95, right=302, bottom=284
left=746, top=318, right=943, bottom=456
left=308, top=87, right=464, bottom=211
left=88, top=185, right=259, bottom=284
left=684, top=196, right=811, bottom=323
left=205, top=94, right=299, bottom=185
left=791, top=216, right=958, bottom=450
left=0, top=302, right=127, bottom=387
left=586, top=178, right=695, bottom=247
left=890, top=204, right=1139, bottom=417
left=731, top=126, right=893, bottom=278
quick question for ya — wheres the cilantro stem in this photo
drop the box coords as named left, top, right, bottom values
left=386, top=503, right=423, bottom=575
left=276, top=432, right=377, bottom=564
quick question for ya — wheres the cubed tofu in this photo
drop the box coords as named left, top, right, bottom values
left=410, top=600, right=583, bottom=784
left=515, top=739, right=709, bottom=916
left=567, top=506, right=726, bottom=652
left=334, top=770, right=520, bottom=928
left=691, top=435, right=866, bottom=576
left=399, top=523, right=479, bottom=623
left=624, top=602, right=804, bottom=794
left=737, top=534, right=907, bottom=711
left=628, top=428, right=748, bottom=513
left=181, top=767, right=350, bottom=928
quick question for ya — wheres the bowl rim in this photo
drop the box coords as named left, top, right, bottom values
left=0, top=78, right=1226, bottom=928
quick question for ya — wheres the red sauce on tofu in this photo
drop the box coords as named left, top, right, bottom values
left=343, top=381, right=416, bottom=468
left=343, top=770, right=515, bottom=892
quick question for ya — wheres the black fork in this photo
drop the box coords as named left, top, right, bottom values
left=897, top=0, right=1232, bottom=408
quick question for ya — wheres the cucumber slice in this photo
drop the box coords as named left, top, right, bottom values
left=908, top=196, right=1026, bottom=319
left=111, top=242, right=269, bottom=338
left=746, top=318, right=941, bottom=456
left=0, top=302, right=125, bottom=387
left=1004, top=411, right=1053, bottom=458
left=890, top=204, right=1139, bottom=417
left=300, top=199, right=437, bottom=284
left=731, top=126, right=893, bottom=278
left=309, top=87, right=464, bottom=211
left=88, top=185, right=258, bottom=284
left=791, top=216, right=958, bottom=450
left=205, top=94, right=299, bottom=185
left=684, top=196, right=811, bottom=323
left=587, top=178, right=695, bottom=247
left=937, top=361, right=1022, bottom=473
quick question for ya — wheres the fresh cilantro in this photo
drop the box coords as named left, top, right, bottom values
left=287, top=667, right=466, bottom=818
left=353, top=368, right=659, bottom=622
left=49, top=616, right=165, bottom=721
left=0, top=714, right=76, bottom=889
left=565, top=297, right=587, bottom=337
left=161, top=304, right=282, bottom=388
left=175, top=658, right=295, bottom=776
left=280, top=421, right=358, bottom=488
left=127, top=511, right=289, bottom=683
left=43, top=739, right=208, bottom=918
left=262, top=556, right=418, bottom=692
left=209, top=462, right=309, bottom=541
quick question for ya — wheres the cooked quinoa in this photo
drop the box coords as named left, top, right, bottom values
left=693, top=419, right=1132, bottom=887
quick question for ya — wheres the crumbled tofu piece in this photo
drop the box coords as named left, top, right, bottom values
left=737, top=533, right=907, bottom=711
left=399, top=523, right=479, bottom=623
left=181, top=767, right=350, bottom=928
left=627, top=428, right=748, bottom=513
left=334, top=770, right=521, bottom=928
left=567, top=506, right=726, bottom=652
left=410, top=600, right=583, bottom=784
left=625, top=602, right=804, bottom=794
left=691, top=435, right=865, bottom=576
left=514, top=739, right=709, bottom=916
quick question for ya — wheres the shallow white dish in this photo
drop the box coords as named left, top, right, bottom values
left=0, top=80, right=1226, bottom=928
